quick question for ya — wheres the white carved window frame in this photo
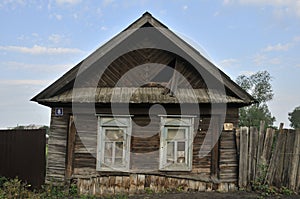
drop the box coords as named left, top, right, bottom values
left=159, top=116, right=194, bottom=171
left=96, top=116, right=132, bottom=172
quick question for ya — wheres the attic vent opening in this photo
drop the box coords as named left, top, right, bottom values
left=141, top=22, right=153, bottom=28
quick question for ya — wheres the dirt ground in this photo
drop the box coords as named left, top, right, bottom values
left=128, top=191, right=300, bottom=199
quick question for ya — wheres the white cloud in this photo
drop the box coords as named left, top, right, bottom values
left=262, top=43, right=292, bottom=52
left=102, top=0, right=114, bottom=7
left=55, top=0, right=81, bottom=5
left=100, top=26, right=108, bottom=31
left=223, top=0, right=233, bottom=5
left=224, top=0, right=300, bottom=18
left=218, top=58, right=239, bottom=67
left=253, top=53, right=267, bottom=66
left=0, top=79, right=50, bottom=86
left=214, top=11, right=220, bottom=17
left=253, top=53, right=281, bottom=66
left=48, top=34, right=64, bottom=44
left=183, top=5, right=188, bottom=11
left=2, top=61, right=73, bottom=73
left=54, top=13, right=62, bottom=20
left=239, top=70, right=256, bottom=76
left=0, top=45, right=83, bottom=55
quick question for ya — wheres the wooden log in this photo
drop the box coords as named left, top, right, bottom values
left=290, top=130, right=300, bottom=190
left=238, top=127, right=249, bottom=188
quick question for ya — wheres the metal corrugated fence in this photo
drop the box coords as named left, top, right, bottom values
left=0, top=129, right=46, bottom=188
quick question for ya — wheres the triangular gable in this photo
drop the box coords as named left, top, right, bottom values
left=31, top=12, right=255, bottom=105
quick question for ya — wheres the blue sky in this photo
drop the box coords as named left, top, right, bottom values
left=0, top=0, right=300, bottom=129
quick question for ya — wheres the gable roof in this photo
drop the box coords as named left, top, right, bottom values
left=31, top=12, right=255, bottom=106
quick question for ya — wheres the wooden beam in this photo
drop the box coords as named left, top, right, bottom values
left=65, top=115, right=76, bottom=181
left=211, top=116, right=220, bottom=178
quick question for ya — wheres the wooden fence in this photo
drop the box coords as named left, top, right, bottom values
left=0, top=129, right=46, bottom=188
left=237, top=122, right=300, bottom=192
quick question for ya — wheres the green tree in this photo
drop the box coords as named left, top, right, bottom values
left=288, top=106, right=300, bottom=129
left=236, top=71, right=275, bottom=129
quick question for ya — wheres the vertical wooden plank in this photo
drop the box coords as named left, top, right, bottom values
left=266, top=126, right=285, bottom=185
left=261, top=128, right=275, bottom=165
left=123, top=176, right=130, bottom=194
left=290, top=130, right=300, bottom=190
left=137, top=174, right=145, bottom=193
left=211, top=116, right=220, bottom=178
left=100, top=176, right=109, bottom=196
left=198, top=181, right=206, bottom=191
left=228, top=183, right=237, bottom=191
left=273, top=129, right=287, bottom=187
left=248, top=127, right=258, bottom=183
left=115, top=176, right=122, bottom=194
left=129, top=174, right=137, bottom=194
left=108, top=176, right=116, bottom=194
left=66, top=115, right=76, bottom=180
left=282, top=130, right=295, bottom=187
left=238, top=127, right=249, bottom=188
left=217, top=183, right=228, bottom=192
left=255, top=121, right=266, bottom=180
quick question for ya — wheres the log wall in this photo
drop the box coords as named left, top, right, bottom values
left=46, top=106, right=239, bottom=194
left=46, top=108, right=72, bottom=184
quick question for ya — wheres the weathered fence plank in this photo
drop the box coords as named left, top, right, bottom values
left=261, top=128, right=275, bottom=166
left=282, top=130, right=295, bottom=187
left=248, top=127, right=258, bottom=183
left=238, top=125, right=300, bottom=193
left=255, top=121, right=265, bottom=180
left=238, top=127, right=249, bottom=188
left=295, top=130, right=300, bottom=192
left=290, top=130, right=300, bottom=190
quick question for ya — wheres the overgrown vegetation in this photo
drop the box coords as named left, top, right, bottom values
left=0, top=177, right=97, bottom=199
left=251, top=164, right=294, bottom=198
left=0, top=175, right=296, bottom=199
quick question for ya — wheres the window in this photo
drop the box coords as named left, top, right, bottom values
left=97, top=116, right=131, bottom=171
left=159, top=116, right=194, bottom=171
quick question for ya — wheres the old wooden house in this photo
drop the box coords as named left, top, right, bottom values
left=32, top=12, right=255, bottom=195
